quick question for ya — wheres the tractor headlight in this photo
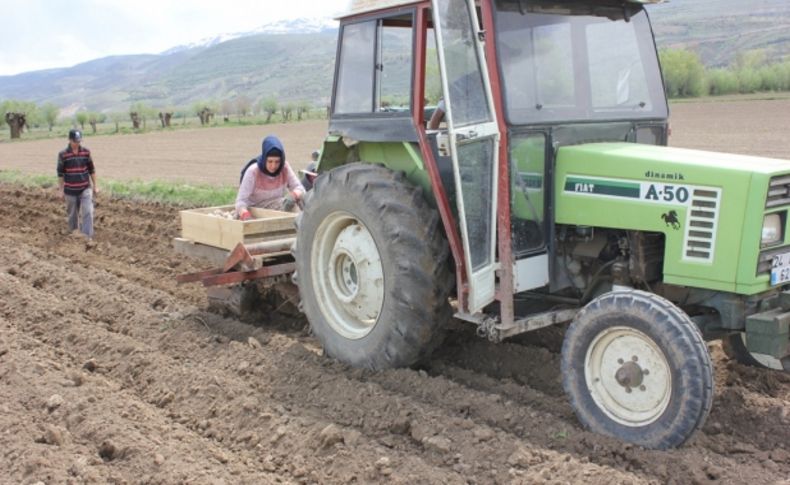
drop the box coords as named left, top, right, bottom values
left=761, top=214, right=783, bottom=246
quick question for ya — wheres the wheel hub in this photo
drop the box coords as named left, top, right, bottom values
left=585, top=326, right=672, bottom=427
left=312, top=213, right=385, bottom=340
left=331, top=250, right=359, bottom=302
left=615, top=360, right=645, bottom=390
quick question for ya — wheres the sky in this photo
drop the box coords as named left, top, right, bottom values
left=0, top=0, right=352, bottom=76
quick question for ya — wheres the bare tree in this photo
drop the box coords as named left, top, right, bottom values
left=296, top=100, right=312, bottom=121
left=159, top=112, right=173, bottom=128
left=130, top=112, right=141, bottom=130
left=4, top=112, right=26, bottom=139
left=280, top=102, right=295, bottom=122
left=235, top=95, right=252, bottom=121
left=109, top=112, right=126, bottom=133
left=41, top=103, right=59, bottom=131
left=130, top=102, right=154, bottom=129
left=88, top=112, right=98, bottom=134
left=75, top=111, right=88, bottom=130
left=260, top=98, right=278, bottom=123
left=221, top=99, right=233, bottom=122
left=197, top=107, right=214, bottom=126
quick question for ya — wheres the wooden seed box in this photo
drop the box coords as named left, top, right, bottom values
left=180, top=205, right=297, bottom=250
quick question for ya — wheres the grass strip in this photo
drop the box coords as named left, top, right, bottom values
left=0, top=170, right=236, bottom=207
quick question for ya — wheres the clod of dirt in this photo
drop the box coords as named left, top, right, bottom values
left=507, top=446, right=547, bottom=469
left=71, top=372, right=84, bottom=387
left=318, top=423, right=345, bottom=449
left=423, top=435, right=452, bottom=454
left=705, top=421, right=723, bottom=435
left=771, top=449, right=790, bottom=463
left=704, top=463, right=725, bottom=480
left=247, top=336, right=262, bottom=349
left=38, top=426, right=65, bottom=446
left=213, top=450, right=229, bottom=464
left=46, top=394, right=64, bottom=412
left=343, top=429, right=362, bottom=446
left=83, top=359, right=97, bottom=372
left=98, top=441, right=117, bottom=461
left=472, top=426, right=496, bottom=442
left=388, top=417, right=411, bottom=435
left=376, top=457, right=394, bottom=477
left=151, top=298, right=167, bottom=311
left=154, top=453, right=165, bottom=466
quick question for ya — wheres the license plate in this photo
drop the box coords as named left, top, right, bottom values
left=770, top=252, right=790, bottom=285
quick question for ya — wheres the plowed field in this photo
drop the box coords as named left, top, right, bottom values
left=1, top=103, right=789, bottom=484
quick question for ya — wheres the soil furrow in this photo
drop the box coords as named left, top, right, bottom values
left=0, top=141, right=789, bottom=485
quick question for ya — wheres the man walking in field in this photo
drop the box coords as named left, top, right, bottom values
left=57, top=129, right=99, bottom=240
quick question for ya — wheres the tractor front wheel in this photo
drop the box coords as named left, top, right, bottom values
left=561, top=290, right=713, bottom=449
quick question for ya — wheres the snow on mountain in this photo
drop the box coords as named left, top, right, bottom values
left=161, top=17, right=338, bottom=55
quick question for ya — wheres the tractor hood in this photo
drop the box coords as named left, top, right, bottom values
left=554, top=142, right=790, bottom=294
left=558, top=142, right=790, bottom=178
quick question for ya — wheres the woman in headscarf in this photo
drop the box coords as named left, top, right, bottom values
left=236, top=135, right=305, bottom=220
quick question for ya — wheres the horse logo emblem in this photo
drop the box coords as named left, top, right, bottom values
left=661, top=210, right=681, bottom=230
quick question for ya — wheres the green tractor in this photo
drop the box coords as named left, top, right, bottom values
left=293, top=0, right=790, bottom=449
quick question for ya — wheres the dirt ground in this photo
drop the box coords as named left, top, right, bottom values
left=0, top=100, right=789, bottom=484
left=2, top=99, right=790, bottom=185
left=667, top=98, right=790, bottom=161
left=0, top=120, right=329, bottom=186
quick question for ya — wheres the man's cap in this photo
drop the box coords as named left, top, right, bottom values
left=68, top=129, right=82, bottom=142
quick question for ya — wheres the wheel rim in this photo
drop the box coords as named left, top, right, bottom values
left=584, top=326, right=672, bottom=427
left=311, top=211, right=384, bottom=340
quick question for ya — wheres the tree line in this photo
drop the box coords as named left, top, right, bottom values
left=660, top=48, right=790, bottom=98
left=1, top=96, right=321, bottom=140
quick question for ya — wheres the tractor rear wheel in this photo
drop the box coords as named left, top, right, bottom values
left=561, top=290, right=713, bottom=449
left=294, top=163, right=452, bottom=370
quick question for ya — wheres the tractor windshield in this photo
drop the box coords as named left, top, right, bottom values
left=494, top=1, right=667, bottom=124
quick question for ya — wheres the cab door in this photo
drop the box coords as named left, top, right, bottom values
left=431, top=0, right=500, bottom=313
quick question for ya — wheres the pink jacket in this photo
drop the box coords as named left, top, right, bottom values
left=236, top=162, right=305, bottom=212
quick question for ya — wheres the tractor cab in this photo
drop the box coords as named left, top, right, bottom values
left=324, top=0, right=668, bottom=316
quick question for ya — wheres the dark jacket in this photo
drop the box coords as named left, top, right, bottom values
left=57, top=144, right=95, bottom=196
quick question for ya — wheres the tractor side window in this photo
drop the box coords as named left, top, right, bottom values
left=334, top=15, right=414, bottom=115
left=510, top=133, right=547, bottom=255
left=377, top=18, right=413, bottom=112
left=335, top=21, right=376, bottom=114
left=435, top=3, right=491, bottom=127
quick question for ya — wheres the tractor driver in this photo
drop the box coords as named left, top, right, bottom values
left=236, top=135, right=305, bottom=219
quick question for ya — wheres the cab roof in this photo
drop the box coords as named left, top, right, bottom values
left=339, top=0, right=663, bottom=19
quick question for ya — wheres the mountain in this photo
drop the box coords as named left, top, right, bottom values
left=0, top=31, right=339, bottom=114
left=1, top=4, right=789, bottom=113
left=161, top=18, right=337, bottom=55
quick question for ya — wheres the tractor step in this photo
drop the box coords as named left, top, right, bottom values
left=745, top=307, right=790, bottom=360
